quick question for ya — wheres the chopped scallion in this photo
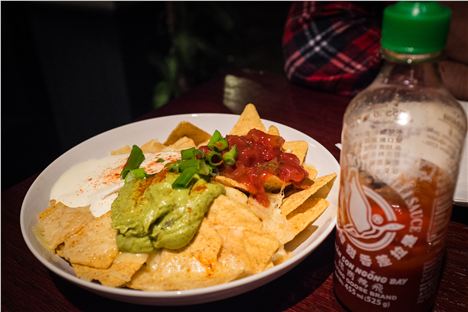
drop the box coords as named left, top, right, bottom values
left=223, top=145, right=237, bottom=166
left=172, top=167, right=197, bottom=188
left=125, top=168, right=147, bottom=182
left=181, top=147, right=202, bottom=160
left=207, top=130, right=223, bottom=149
left=214, top=138, right=228, bottom=151
left=121, top=145, right=145, bottom=179
left=206, top=150, right=223, bottom=166
left=179, top=159, right=201, bottom=171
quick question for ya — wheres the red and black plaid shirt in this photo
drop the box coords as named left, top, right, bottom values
left=283, top=2, right=386, bottom=96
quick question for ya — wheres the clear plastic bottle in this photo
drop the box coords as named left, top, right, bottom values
left=334, top=2, right=467, bottom=311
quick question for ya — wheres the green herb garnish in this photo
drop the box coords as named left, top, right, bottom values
left=168, top=130, right=237, bottom=189
left=121, top=145, right=145, bottom=179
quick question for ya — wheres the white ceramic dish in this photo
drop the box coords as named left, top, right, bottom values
left=20, top=114, right=340, bottom=306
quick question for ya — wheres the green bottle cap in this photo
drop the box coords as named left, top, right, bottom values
left=381, top=2, right=451, bottom=54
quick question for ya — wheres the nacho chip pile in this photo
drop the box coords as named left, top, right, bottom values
left=35, top=103, right=336, bottom=290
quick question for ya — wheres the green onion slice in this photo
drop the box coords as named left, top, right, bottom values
left=179, top=159, right=201, bottom=171
left=121, top=145, right=145, bottom=179
left=214, top=138, right=228, bottom=151
left=207, top=130, right=223, bottom=149
left=198, top=161, right=212, bottom=176
left=206, top=150, right=223, bottom=166
left=181, top=147, right=202, bottom=160
left=125, top=168, right=147, bottom=182
left=223, top=145, right=237, bottom=166
left=172, top=167, right=197, bottom=188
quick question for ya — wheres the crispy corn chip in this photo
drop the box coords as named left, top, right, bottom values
left=304, top=165, right=318, bottom=180
left=73, top=252, right=148, bottom=287
left=141, top=139, right=166, bottom=153
left=214, top=175, right=250, bottom=193
left=267, top=125, right=280, bottom=136
left=224, top=186, right=248, bottom=204
left=217, top=174, right=285, bottom=194
left=285, top=225, right=318, bottom=252
left=197, top=139, right=210, bottom=148
left=34, top=201, right=94, bottom=251
left=271, top=246, right=290, bottom=265
left=247, top=195, right=295, bottom=244
left=111, top=145, right=131, bottom=155
left=264, top=175, right=286, bottom=192
left=243, top=229, right=280, bottom=272
left=280, top=173, right=336, bottom=216
left=163, top=136, right=196, bottom=151
left=208, top=196, right=279, bottom=274
left=128, top=221, right=234, bottom=291
left=208, top=195, right=262, bottom=230
left=287, top=198, right=329, bottom=237
left=246, top=192, right=283, bottom=221
left=283, top=141, right=308, bottom=165
left=229, top=103, right=266, bottom=135
left=210, top=223, right=256, bottom=276
left=61, top=212, right=118, bottom=269
left=164, top=121, right=211, bottom=146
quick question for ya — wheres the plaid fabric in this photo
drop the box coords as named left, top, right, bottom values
left=283, top=2, right=384, bottom=96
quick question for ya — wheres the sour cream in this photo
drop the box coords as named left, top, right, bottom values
left=50, top=151, right=180, bottom=217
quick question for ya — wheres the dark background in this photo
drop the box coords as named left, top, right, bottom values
left=2, top=2, right=290, bottom=189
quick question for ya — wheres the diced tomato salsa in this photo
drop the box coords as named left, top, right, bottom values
left=220, top=129, right=308, bottom=206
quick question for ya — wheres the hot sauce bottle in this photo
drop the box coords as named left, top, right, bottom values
left=334, top=2, right=467, bottom=311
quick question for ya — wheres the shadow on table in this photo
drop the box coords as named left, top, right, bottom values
left=50, top=233, right=336, bottom=311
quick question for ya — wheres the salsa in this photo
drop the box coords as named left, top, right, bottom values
left=220, top=129, right=308, bottom=206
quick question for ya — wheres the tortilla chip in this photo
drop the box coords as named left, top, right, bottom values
left=141, top=139, right=166, bottom=153
left=208, top=196, right=279, bottom=274
left=214, top=175, right=250, bottom=193
left=267, top=125, right=280, bottom=136
left=242, top=229, right=280, bottom=272
left=280, top=173, right=336, bottom=216
left=34, top=201, right=94, bottom=251
left=287, top=198, right=328, bottom=237
left=208, top=195, right=262, bottom=230
left=128, top=221, right=230, bottom=291
left=229, top=103, right=266, bottom=136
left=111, top=145, right=131, bottom=155
left=283, top=141, right=308, bottom=165
left=73, top=252, right=148, bottom=287
left=246, top=192, right=284, bottom=221
left=247, top=195, right=295, bottom=245
left=164, top=121, right=211, bottom=146
left=164, top=136, right=196, bottom=151
left=264, top=175, right=286, bottom=192
left=224, top=186, right=248, bottom=204
left=271, top=246, right=290, bottom=265
left=61, top=212, right=118, bottom=269
left=197, top=139, right=210, bottom=148
left=285, top=225, right=318, bottom=252
left=217, top=174, right=286, bottom=194
left=304, top=165, right=318, bottom=180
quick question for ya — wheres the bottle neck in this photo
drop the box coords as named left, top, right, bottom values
left=375, top=49, right=445, bottom=90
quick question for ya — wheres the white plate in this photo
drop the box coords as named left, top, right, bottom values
left=20, top=114, right=340, bottom=305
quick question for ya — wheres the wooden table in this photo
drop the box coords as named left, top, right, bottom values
left=3, top=70, right=467, bottom=311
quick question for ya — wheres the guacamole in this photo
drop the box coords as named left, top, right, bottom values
left=111, top=171, right=224, bottom=253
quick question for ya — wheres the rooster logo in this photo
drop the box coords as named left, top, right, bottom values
left=341, top=169, right=404, bottom=251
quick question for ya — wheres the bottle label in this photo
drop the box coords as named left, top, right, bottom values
left=340, top=168, right=405, bottom=252
left=335, top=101, right=464, bottom=309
